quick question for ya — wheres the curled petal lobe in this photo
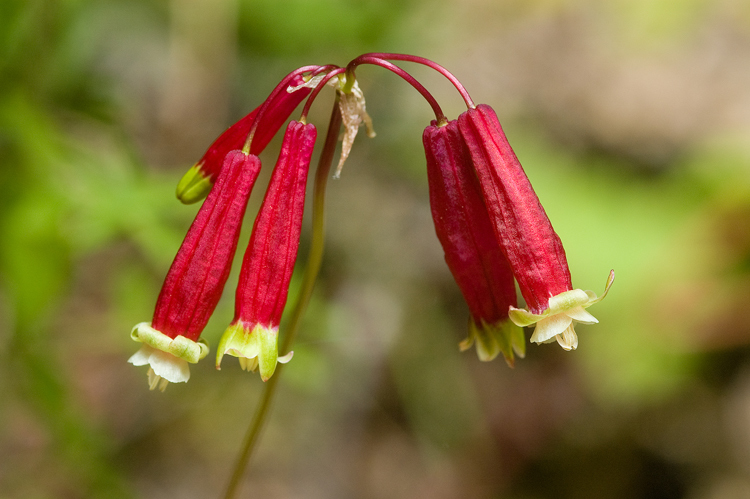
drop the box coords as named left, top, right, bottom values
left=511, top=270, right=615, bottom=350
left=130, top=322, right=209, bottom=363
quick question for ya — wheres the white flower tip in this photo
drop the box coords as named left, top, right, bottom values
left=129, top=345, right=190, bottom=390
left=128, top=345, right=151, bottom=366
left=565, top=306, right=598, bottom=325
left=530, top=313, right=573, bottom=344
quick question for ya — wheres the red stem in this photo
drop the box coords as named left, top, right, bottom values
left=346, top=56, right=447, bottom=124
left=354, top=52, right=475, bottom=109
left=299, top=67, right=346, bottom=121
left=244, top=65, right=324, bottom=151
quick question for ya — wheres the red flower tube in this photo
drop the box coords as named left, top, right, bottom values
left=458, top=104, right=613, bottom=350
left=423, top=120, right=524, bottom=366
left=216, top=120, right=317, bottom=381
left=129, top=150, right=262, bottom=390
left=175, top=73, right=314, bottom=204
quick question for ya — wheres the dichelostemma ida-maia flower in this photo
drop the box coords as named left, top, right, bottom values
left=128, top=54, right=614, bottom=391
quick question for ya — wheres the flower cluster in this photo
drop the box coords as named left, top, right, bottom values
left=129, top=54, right=613, bottom=390
left=129, top=68, right=320, bottom=390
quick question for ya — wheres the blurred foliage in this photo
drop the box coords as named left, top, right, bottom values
left=2, top=0, right=750, bottom=498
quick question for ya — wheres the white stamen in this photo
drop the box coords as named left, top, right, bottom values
left=555, top=325, right=579, bottom=351
left=147, top=368, right=168, bottom=392
left=239, top=356, right=259, bottom=372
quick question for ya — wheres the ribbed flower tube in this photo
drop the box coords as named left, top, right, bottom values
left=217, top=121, right=317, bottom=381
left=176, top=74, right=313, bottom=204
left=423, top=120, right=524, bottom=366
left=129, top=150, right=262, bottom=390
left=458, top=104, right=613, bottom=350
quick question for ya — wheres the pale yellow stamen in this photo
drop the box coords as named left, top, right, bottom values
left=238, top=356, right=259, bottom=372
left=147, top=368, right=169, bottom=392
left=555, top=324, right=579, bottom=351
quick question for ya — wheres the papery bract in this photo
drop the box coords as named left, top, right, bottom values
left=217, top=120, right=317, bottom=381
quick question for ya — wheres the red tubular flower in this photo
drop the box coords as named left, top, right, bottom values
left=175, top=74, right=313, bottom=204
left=458, top=104, right=613, bottom=350
left=129, top=150, right=262, bottom=390
left=216, top=120, right=317, bottom=381
left=423, top=120, right=524, bottom=366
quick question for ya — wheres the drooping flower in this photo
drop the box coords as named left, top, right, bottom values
left=175, top=73, right=313, bottom=204
left=457, top=104, right=613, bottom=350
left=129, top=150, right=262, bottom=390
left=423, top=119, right=524, bottom=366
left=216, top=120, right=317, bottom=381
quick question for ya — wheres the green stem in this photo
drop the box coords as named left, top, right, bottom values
left=223, top=95, right=343, bottom=499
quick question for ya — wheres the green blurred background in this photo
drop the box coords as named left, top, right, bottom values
left=3, top=0, right=750, bottom=497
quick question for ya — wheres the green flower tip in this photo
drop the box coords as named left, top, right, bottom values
left=176, top=163, right=213, bottom=204
left=508, top=270, right=615, bottom=351
left=128, top=322, right=209, bottom=391
left=459, top=318, right=525, bottom=368
left=216, top=323, right=293, bottom=381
